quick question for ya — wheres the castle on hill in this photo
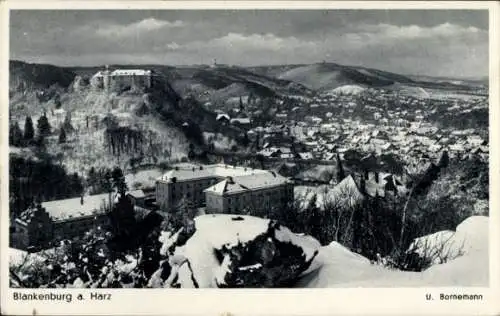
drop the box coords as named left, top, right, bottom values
left=91, top=65, right=155, bottom=91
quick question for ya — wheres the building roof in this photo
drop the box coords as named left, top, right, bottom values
left=204, top=178, right=250, bottom=195
left=110, top=69, right=152, bottom=76
left=93, top=69, right=152, bottom=77
left=216, top=114, right=230, bottom=121
left=41, top=193, right=110, bottom=222
left=331, top=175, right=365, bottom=207
left=230, top=118, right=251, bottom=125
left=299, top=152, right=314, bottom=160
left=158, top=163, right=268, bottom=183
left=204, top=171, right=290, bottom=196
left=127, top=190, right=146, bottom=199
left=295, top=175, right=363, bottom=210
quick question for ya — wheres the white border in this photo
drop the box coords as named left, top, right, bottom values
left=1, top=2, right=499, bottom=315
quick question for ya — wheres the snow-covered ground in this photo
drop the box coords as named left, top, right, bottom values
left=297, top=216, right=489, bottom=287
left=10, top=215, right=489, bottom=288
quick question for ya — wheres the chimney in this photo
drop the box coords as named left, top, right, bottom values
left=80, top=195, right=84, bottom=205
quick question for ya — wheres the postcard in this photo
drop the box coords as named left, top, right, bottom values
left=1, top=1, right=499, bottom=315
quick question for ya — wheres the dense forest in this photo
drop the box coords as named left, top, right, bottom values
left=9, top=153, right=85, bottom=218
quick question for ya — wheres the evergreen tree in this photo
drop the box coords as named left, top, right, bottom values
left=24, top=116, right=35, bottom=141
left=70, top=172, right=84, bottom=196
left=109, top=167, right=134, bottom=241
left=103, top=170, right=113, bottom=208
left=58, top=128, right=67, bottom=144
left=109, top=192, right=135, bottom=241
left=37, top=112, right=52, bottom=138
left=248, top=92, right=254, bottom=105
left=188, top=144, right=196, bottom=160
left=437, top=150, right=449, bottom=169
left=87, top=167, right=97, bottom=194
left=55, top=98, right=62, bottom=109
left=359, top=176, right=367, bottom=195
left=239, top=96, right=244, bottom=112
left=62, top=111, right=74, bottom=133
left=9, top=121, right=23, bottom=146
left=111, top=167, right=128, bottom=196
left=305, top=194, right=323, bottom=243
left=241, top=133, right=250, bottom=147
left=336, top=153, right=346, bottom=183
left=256, top=154, right=265, bottom=169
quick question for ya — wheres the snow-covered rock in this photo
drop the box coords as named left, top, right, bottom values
left=153, top=214, right=321, bottom=288
left=407, top=215, right=488, bottom=265
left=297, top=216, right=489, bottom=287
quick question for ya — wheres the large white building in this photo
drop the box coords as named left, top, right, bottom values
left=91, top=66, right=153, bottom=91
left=155, top=163, right=294, bottom=214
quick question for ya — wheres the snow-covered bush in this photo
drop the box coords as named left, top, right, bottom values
left=150, top=214, right=321, bottom=288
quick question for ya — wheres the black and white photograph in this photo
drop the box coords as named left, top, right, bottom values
left=4, top=6, right=494, bottom=293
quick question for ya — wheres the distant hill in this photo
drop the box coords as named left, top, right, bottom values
left=250, top=62, right=480, bottom=93
left=258, top=62, right=411, bottom=91
left=407, top=74, right=488, bottom=88
left=165, top=65, right=313, bottom=104
left=10, top=60, right=77, bottom=91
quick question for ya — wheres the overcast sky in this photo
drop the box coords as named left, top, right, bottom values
left=10, top=10, right=489, bottom=78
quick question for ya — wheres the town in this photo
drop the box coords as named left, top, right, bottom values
left=8, top=58, right=489, bottom=290
left=9, top=66, right=489, bottom=254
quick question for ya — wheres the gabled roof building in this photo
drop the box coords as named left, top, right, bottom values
left=156, top=164, right=293, bottom=215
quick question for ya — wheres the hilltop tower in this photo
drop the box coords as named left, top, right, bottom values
left=210, top=58, right=218, bottom=69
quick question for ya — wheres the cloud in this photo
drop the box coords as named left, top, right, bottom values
left=345, top=22, right=485, bottom=45
left=95, top=18, right=184, bottom=38
left=165, top=42, right=181, bottom=51
left=10, top=13, right=488, bottom=78
left=165, top=32, right=318, bottom=55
